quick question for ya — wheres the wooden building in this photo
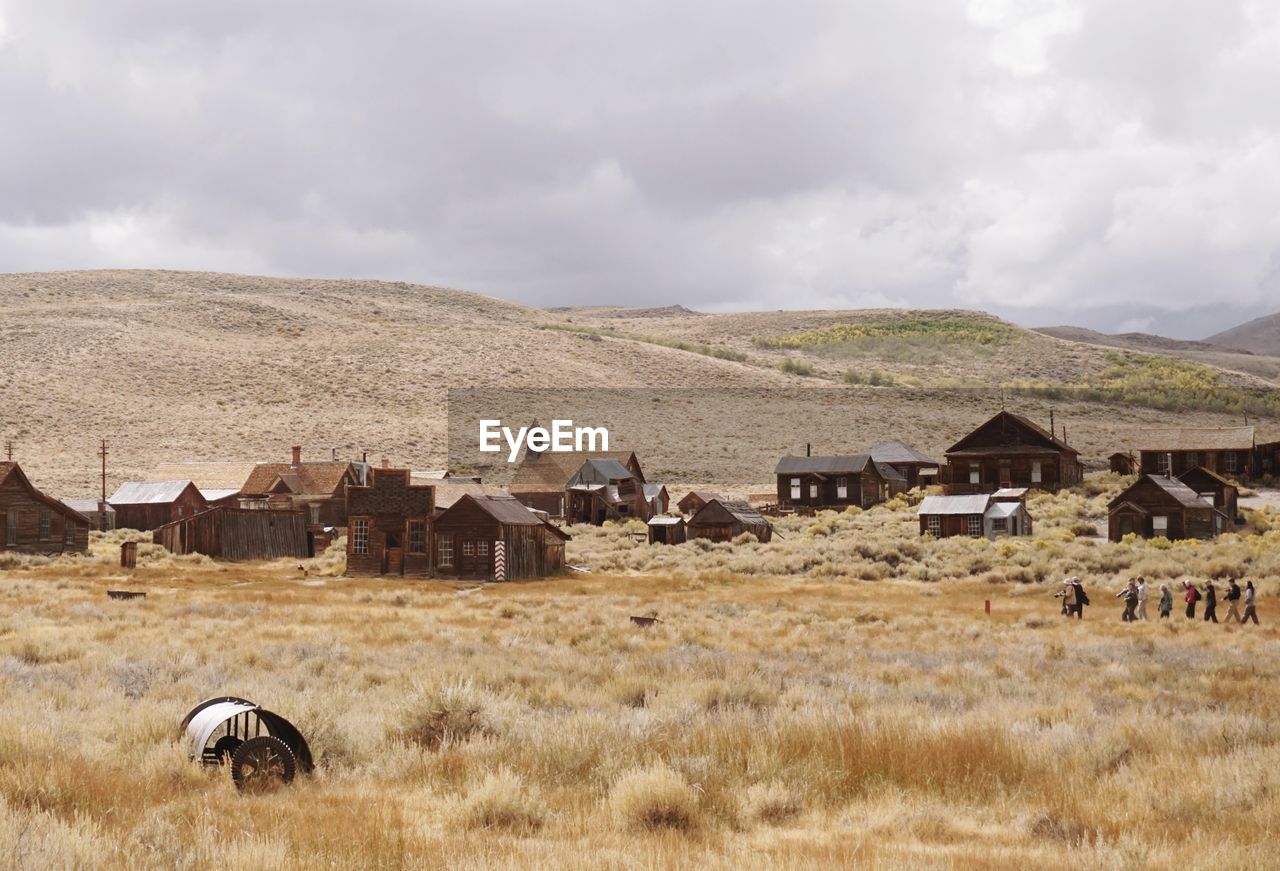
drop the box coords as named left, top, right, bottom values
left=345, top=468, right=435, bottom=577
left=1, top=462, right=90, bottom=555
left=564, top=458, right=650, bottom=524
left=1109, top=452, right=1138, bottom=475
left=677, top=490, right=720, bottom=515
left=687, top=498, right=773, bottom=543
left=866, top=441, right=940, bottom=489
left=774, top=455, right=902, bottom=511
left=62, top=499, right=116, bottom=532
left=943, top=411, right=1081, bottom=494
left=509, top=448, right=644, bottom=518
left=240, top=447, right=367, bottom=527
left=1136, top=427, right=1256, bottom=480
left=917, top=494, right=1032, bottom=539
left=1107, top=475, right=1226, bottom=542
left=154, top=507, right=311, bottom=561
left=647, top=515, right=687, bottom=545
left=434, top=494, right=569, bottom=581
left=643, top=483, right=670, bottom=517
left=1178, top=466, right=1240, bottom=524
left=108, top=480, right=208, bottom=531
left=1259, top=438, right=1280, bottom=478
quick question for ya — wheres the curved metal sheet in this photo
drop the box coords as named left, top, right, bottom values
left=186, top=700, right=258, bottom=759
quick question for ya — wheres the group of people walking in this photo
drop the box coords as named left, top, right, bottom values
left=1055, top=576, right=1261, bottom=624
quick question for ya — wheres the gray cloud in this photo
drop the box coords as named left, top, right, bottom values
left=1, top=0, right=1277, bottom=337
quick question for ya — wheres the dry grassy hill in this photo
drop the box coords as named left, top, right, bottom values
left=3, top=270, right=1279, bottom=498
left=1207, top=310, right=1280, bottom=356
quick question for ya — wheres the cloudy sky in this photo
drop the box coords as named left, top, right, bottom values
left=1, top=1, right=1278, bottom=337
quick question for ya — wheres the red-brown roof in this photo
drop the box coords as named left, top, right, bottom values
left=241, top=462, right=357, bottom=497
left=508, top=450, right=641, bottom=493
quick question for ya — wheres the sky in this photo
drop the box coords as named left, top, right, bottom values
left=1, top=0, right=1278, bottom=338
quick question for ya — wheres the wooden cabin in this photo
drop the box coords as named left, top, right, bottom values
left=509, top=448, right=644, bottom=518
left=62, top=499, right=116, bottom=532
left=1107, top=475, right=1225, bottom=542
left=648, top=515, right=687, bottom=545
left=687, top=498, right=773, bottom=543
left=943, top=411, right=1081, bottom=494
left=866, top=441, right=940, bottom=488
left=917, top=494, right=1031, bottom=539
left=1109, top=452, right=1138, bottom=475
left=677, top=491, right=720, bottom=515
left=1136, top=427, right=1255, bottom=480
left=643, top=483, right=670, bottom=516
left=239, top=447, right=366, bottom=528
left=434, top=494, right=569, bottom=581
left=108, top=480, right=207, bottom=531
left=1, top=462, right=90, bottom=554
left=154, top=507, right=311, bottom=561
left=774, top=455, right=902, bottom=511
left=345, top=468, right=435, bottom=577
left=564, top=458, right=650, bottom=524
left=1259, top=438, right=1280, bottom=478
left=1177, top=466, right=1240, bottom=524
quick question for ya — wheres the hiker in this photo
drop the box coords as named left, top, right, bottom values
left=1242, top=581, right=1259, bottom=625
left=1203, top=581, right=1219, bottom=624
left=1184, top=581, right=1201, bottom=619
left=1158, top=584, right=1173, bottom=619
left=1223, top=579, right=1243, bottom=624
left=1054, top=579, right=1076, bottom=617
left=1135, top=576, right=1150, bottom=621
left=1072, top=577, right=1089, bottom=619
left=1116, top=579, right=1138, bottom=622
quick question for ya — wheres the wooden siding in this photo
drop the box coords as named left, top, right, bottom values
left=433, top=497, right=564, bottom=581
left=1, top=468, right=89, bottom=555
left=918, top=513, right=985, bottom=538
left=154, top=508, right=311, bottom=560
left=112, top=483, right=207, bottom=531
left=344, top=469, right=435, bottom=578
left=943, top=453, right=1080, bottom=494
left=1139, top=449, right=1253, bottom=480
left=775, top=469, right=888, bottom=510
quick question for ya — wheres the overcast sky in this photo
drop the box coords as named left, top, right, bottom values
left=2, top=1, right=1278, bottom=337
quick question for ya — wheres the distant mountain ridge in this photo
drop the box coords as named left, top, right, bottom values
left=1207, top=311, right=1280, bottom=356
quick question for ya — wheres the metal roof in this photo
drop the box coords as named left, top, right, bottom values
left=874, top=462, right=907, bottom=483
left=109, top=480, right=195, bottom=505
left=1138, top=426, right=1255, bottom=452
left=985, top=501, right=1023, bottom=519
left=1109, top=475, right=1212, bottom=510
left=567, top=458, right=635, bottom=486
left=643, top=483, right=667, bottom=499
left=992, top=487, right=1029, bottom=499
left=61, top=498, right=115, bottom=514
left=648, top=515, right=685, bottom=526
left=199, top=488, right=240, bottom=502
left=918, top=495, right=992, bottom=515
left=775, top=455, right=871, bottom=475
left=866, top=441, right=937, bottom=465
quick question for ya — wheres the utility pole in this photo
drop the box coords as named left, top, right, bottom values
left=99, top=439, right=109, bottom=507
left=4, top=440, right=11, bottom=461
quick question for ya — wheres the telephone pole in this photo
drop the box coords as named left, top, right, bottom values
left=4, top=440, right=11, bottom=461
left=98, top=439, right=109, bottom=507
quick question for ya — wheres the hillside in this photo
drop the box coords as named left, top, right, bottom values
left=2, top=270, right=1279, bottom=497
left=1035, top=324, right=1280, bottom=383
left=1207, top=310, right=1280, bottom=355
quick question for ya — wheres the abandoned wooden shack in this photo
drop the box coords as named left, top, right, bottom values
left=1136, top=427, right=1256, bottom=480
left=677, top=490, right=720, bottom=515
left=1177, top=466, right=1240, bottom=524
left=564, top=458, right=651, bottom=524
left=774, top=455, right=901, bottom=511
left=687, top=498, right=773, bottom=543
left=61, top=499, right=116, bottom=532
left=643, top=483, right=670, bottom=516
left=509, top=448, right=644, bottom=518
left=1109, top=452, right=1138, bottom=475
left=1108, top=474, right=1226, bottom=542
left=647, top=515, right=687, bottom=545
left=108, top=480, right=207, bottom=531
left=239, top=447, right=367, bottom=527
left=154, top=507, right=311, bottom=560
left=942, top=411, right=1081, bottom=494
left=2, top=463, right=90, bottom=554
left=433, top=494, right=569, bottom=580
left=917, top=494, right=1032, bottom=539
left=1259, top=438, right=1280, bottom=478
left=345, top=468, right=435, bottom=577
left=866, top=441, right=940, bottom=488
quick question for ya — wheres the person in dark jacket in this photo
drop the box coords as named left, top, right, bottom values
left=1116, top=579, right=1138, bottom=622
left=1184, top=581, right=1200, bottom=619
left=1242, top=581, right=1259, bottom=625
left=1158, top=584, right=1173, bottom=619
left=1223, top=579, right=1243, bottom=623
left=1072, top=578, right=1089, bottom=619
left=1203, top=580, right=1218, bottom=623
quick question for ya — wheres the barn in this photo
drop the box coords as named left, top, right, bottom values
left=917, top=494, right=1032, bottom=539
left=1177, top=466, right=1240, bottom=524
left=1108, top=475, right=1226, bottom=542
left=2, top=462, right=90, bottom=555
left=345, top=468, right=435, bottom=577
left=434, top=494, right=569, bottom=581
left=108, top=480, right=208, bottom=531
left=774, top=454, right=902, bottom=511
left=687, top=498, right=773, bottom=543
left=943, top=411, right=1081, bottom=494
left=153, top=507, right=311, bottom=561
left=1136, top=427, right=1256, bottom=480
left=866, top=441, right=940, bottom=488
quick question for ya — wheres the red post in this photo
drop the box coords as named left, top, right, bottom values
left=984, top=599, right=991, bottom=615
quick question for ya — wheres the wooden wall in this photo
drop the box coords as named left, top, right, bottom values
left=1, top=476, right=88, bottom=554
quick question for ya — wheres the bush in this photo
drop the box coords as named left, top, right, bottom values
left=455, top=769, right=545, bottom=834
left=778, top=357, right=815, bottom=376
left=392, top=680, right=495, bottom=750
left=742, top=781, right=803, bottom=825
left=609, top=763, right=701, bottom=832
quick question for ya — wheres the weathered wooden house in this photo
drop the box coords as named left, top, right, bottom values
left=1109, top=452, right=1138, bottom=475
left=774, top=455, right=902, bottom=511
left=866, top=441, right=940, bottom=488
left=2, top=463, right=90, bottom=554
left=677, top=490, right=720, bottom=515
left=108, top=480, right=208, bottom=531
left=1259, top=438, right=1280, bottom=478
left=239, top=447, right=366, bottom=527
left=647, top=515, right=687, bottom=545
left=61, top=499, right=116, bottom=532
left=345, top=468, right=435, bottom=577
left=1177, top=466, right=1240, bottom=524
left=643, top=483, right=670, bottom=516
left=509, top=449, right=644, bottom=517
left=433, top=494, right=569, bottom=580
left=564, top=458, right=650, bottom=524
left=943, top=411, right=1081, bottom=494
left=1136, top=427, right=1256, bottom=480
left=154, top=507, right=311, bottom=561
left=687, top=498, right=773, bottom=543
left=917, top=494, right=1032, bottom=539
left=1108, top=475, right=1226, bottom=542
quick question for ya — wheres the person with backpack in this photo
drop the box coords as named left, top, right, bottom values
left=1136, top=576, right=1150, bottom=621
left=1055, top=579, right=1076, bottom=617
left=1158, top=584, right=1173, bottom=619
left=1204, top=580, right=1219, bottom=623
left=1223, top=579, right=1243, bottom=623
left=1185, top=581, right=1201, bottom=619
left=1116, top=579, right=1138, bottom=622
left=1072, top=578, right=1089, bottom=619
left=1242, top=581, right=1259, bottom=625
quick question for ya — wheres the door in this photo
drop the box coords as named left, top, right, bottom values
left=1116, top=515, right=1135, bottom=539
left=459, top=538, right=489, bottom=578
left=999, top=462, right=1012, bottom=488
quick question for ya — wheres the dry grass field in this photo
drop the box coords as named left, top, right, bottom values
left=3, top=486, right=1279, bottom=870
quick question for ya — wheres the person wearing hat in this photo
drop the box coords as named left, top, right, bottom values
left=1054, top=578, right=1076, bottom=617
left=1135, top=576, right=1150, bottom=621
left=1158, top=583, right=1173, bottom=619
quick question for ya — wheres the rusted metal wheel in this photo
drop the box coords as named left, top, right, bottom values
left=230, top=735, right=296, bottom=793
left=212, top=735, right=244, bottom=763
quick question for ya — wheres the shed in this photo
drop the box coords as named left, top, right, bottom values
left=943, top=411, right=1081, bottom=494
left=677, top=490, right=720, bottom=515
left=345, top=468, right=435, bottom=577
left=1107, top=475, right=1226, bottom=542
left=643, top=483, right=670, bottom=516
left=647, top=515, right=687, bottom=545
left=434, top=494, right=570, bottom=581
left=687, top=498, right=773, bottom=543
left=1109, top=451, right=1138, bottom=475
left=153, top=507, right=311, bottom=561
left=1177, top=466, right=1240, bottom=524
left=2, top=463, right=90, bottom=554
left=917, top=494, right=1032, bottom=539
left=866, top=441, right=940, bottom=488
left=108, top=480, right=208, bottom=531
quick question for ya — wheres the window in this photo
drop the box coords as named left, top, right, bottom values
left=477, top=541, right=489, bottom=556
left=836, top=477, right=848, bottom=499
left=790, top=478, right=801, bottom=500
left=1186, top=452, right=1198, bottom=470
left=1157, top=454, right=1171, bottom=476
left=352, top=518, right=369, bottom=555
left=1031, top=461, right=1042, bottom=484
left=991, top=517, right=1007, bottom=533
left=1152, top=515, right=1168, bottom=535
left=969, top=465, right=980, bottom=485
left=6, top=510, right=18, bottom=546
left=65, top=520, right=76, bottom=544
left=808, top=482, right=818, bottom=500
left=926, top=515, right=941, bottom=536
left=408, top=521, right=426, bottom=554
left=38, top=510, right=50, bottom=540
left=309, top=504, right=321, bottom=524
left=1224, top=452, right=1238, bottom=474
left=437, top=534, right=454, bottom=567
left=462, top=540, right=476, bottom=557
left=968, top=516, right=983, bottom=537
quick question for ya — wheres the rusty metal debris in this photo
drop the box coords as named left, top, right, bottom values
left=181, top=697, right=313, bottom=793
left=629, top=615, right=661, bottom=627
left=106, top=590, right=145, bottom=600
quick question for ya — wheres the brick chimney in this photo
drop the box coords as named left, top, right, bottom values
left=291, top=445, right=302, bottom=466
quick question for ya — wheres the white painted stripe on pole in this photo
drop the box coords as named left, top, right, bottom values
left=494, top=540, right=506, bottom=581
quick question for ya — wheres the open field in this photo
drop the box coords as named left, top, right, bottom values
left=3, top=490, right=1280, bottom=870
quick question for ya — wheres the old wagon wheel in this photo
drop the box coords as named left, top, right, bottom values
left=211, top=735, right=244, bottom=763
left=230, top=736, right=297, bottom=793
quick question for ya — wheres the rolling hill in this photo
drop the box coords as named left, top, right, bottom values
left=1207, top=311, right=1280, bottom=356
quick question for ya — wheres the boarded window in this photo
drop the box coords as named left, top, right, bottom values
left=437, top=534, right=453, bottom=567
left=1031, top=461, right=1042, bottom=484
left=967, top=516, right=982, bottom=537
left=1152, top=515, right=1168, bottom=535
left=310, top=504, right=321, bottom=524
left=836, top=477, right=847, bottom=499
left=926, top=515, right=941, bottom=536
left=352, top=518, right=369, bottom=555
left=65, top=520, right=76, bottom=545
left=969, top=465, right=980, bottom=485
left=6, top=510, right=17, bottom=546
left=408, top=521, right=426, bottom=554
left=38, top=510, right=50, bottom=540
left=790, top=478, right=801, bottom=500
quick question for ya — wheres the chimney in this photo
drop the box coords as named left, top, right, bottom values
left=1049, top=409, right=1056, bottom=442
left=362, top=451, right=368, bottom=463
left=381, top=456, right=389, bottom=468
left=806, top=442, right=811, bottom=457
left=1167, top=452, right=1174, bottom=478
left=291, top=445, right=302, bottom=466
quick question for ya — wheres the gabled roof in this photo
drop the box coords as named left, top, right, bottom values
left=109, top=480, right=198, bottom=505
left=642, top=483, right=668, bottom=500
left=199, top=488, right=241, bottom=502
left=874, top=462, right=907, bottom=483
left=428, top=480, right=509, bottom=510
left=509, top=450, right=642, bottom=492
left=985, top=501, right=1024, bottom=519
left=1177, top=466, right=1237, bottom=489
left=455, top=493, right=549, bottom=526
left=946, top=411, right=1077, bottom=456
left=679, top=490, right=720, bottom=504
left=150, top=462, right=258, bottom=491
left=690, top=498, right=772, bottom=529
left=62, top=498, right=115, bottom=515
left=241, top=462, right=356, bottom=497
left=867, top=441, right=937, bottom=465
left=0, top=463, right=91, bottom=524
left=1138, top=426, right=1255, bottom=452
left=918, top=494, right=991, bottom=515
left=566, top=458, right=635, bottom=487
left=775, top=455, right=872, bottom=476
left=1109, top=475, right=1211, bottom=510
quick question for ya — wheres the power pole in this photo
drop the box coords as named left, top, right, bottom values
left=99, top=439, right=109, bottom=507
left=4, top=440, right=11, bottom=461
